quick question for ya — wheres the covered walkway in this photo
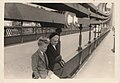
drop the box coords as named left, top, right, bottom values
left=4, top=30, right=114, bottom=79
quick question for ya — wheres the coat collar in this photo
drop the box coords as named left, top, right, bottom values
left=49, top=43, right=56, bottom=50
left=37, top=50, right=44, bottom=62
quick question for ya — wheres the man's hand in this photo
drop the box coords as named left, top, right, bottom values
left=48, top=70, right=54, bottom=76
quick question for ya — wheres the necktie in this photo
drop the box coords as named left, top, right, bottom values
left=43, top=53, right=49, bottom=69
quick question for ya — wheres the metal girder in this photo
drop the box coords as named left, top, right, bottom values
left=97, top=10, right=109, bottom=17
left=81, top=3, right=109, bottom=17
left=5, top=3, right=110, bottom=27
left=90, top=20, right=102, bottom=25
left=33, top=3, right=89, bottom=17
left=63, top=3, right=89, bottom=17
left=36, top=3, right=109, bottom=20
left=77, top=16, right=110, bottom=25
left=5, top=3, right=66, bottom=28
left=90, top=16, right=111, bottom=25
left=80, top=3, right=97, bottom=13
left=4, top=3, right=92, bottom=28
left=78, top=18, right=90, bottom=25
left=80, top=3, right=109, bottom=20
left=90, top=11, right=108, bottom=20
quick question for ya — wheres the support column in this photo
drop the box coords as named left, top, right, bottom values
left=34, top=27, right=37, bottom=40
left=100, top=23, right=103, bottom=35
left=20, top=21, right=23, bottom=43
left=4, top=28, right=6, bottom=36
left=88, top=24, right=91, bottom=44
left=112, top=33, right=115, bottom=53
left=88, top=8, right=91, bottom=44
left=97, top=25, right=100, bottom=37
left=94, top=25, right=97, bottom=40
left=99, top=24, right=102, bottom=36
left=77, top=24, right=82, bottom=51
left=105, top=24, right=107, bottom=28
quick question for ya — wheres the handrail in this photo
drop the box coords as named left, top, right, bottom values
left=60, top=29, right=110, bottom=78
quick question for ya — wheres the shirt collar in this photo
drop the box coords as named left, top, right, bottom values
left=39, top=50, right=44, bottom=56
left=52, top=45, right=56, bottom=50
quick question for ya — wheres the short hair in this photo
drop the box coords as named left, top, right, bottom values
left=38, top=37, right=50, bottom=46
left=49, top=32, right=59, bottom=39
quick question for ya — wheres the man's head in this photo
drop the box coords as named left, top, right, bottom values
left=49, top=32, right=59, bottom=46
left=38, top=37, right=50, bottom=52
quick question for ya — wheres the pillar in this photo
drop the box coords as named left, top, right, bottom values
left=94, top=25, right=97, bottom=40
left=77, top=24, right=83, bottom=51
left=88, top=24, right=91, bottom=44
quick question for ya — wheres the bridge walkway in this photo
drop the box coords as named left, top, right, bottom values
left=4, top=30, right=114, bottom=79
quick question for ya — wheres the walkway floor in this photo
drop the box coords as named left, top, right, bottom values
left=74, top=30, right=114, bottom=79
left=4, top=30, right=114, bottom=79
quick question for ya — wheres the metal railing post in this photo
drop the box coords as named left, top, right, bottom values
left=94, top=25, right=97, bottom=40
left=88, top=24, right=91, bottom=44
left=88, top=8, right=91, bottom=44
left=20, top=21, right=23, bottom=43
left=77, top=24, right=82, bottom=51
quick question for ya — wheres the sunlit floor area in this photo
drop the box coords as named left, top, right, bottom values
left=74, top=31, right=114, bottom=78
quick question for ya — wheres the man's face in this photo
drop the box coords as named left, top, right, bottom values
left=39, top=43, right=48, bottom=52
left=50, top=35, right=59, bottom=46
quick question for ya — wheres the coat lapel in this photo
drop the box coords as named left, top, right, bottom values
left=37, top=50, right=49, bottom=68
left=50, top=44, right=59, bottom=56
left=37, top=50, right=45, bottom=63
left=51, top=44, right=56, bottom=51
left=44, top=53, right=49, bottom=67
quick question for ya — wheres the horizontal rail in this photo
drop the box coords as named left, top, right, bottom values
left=59, top=29, right=110, bottom=78
left=4, top=26, right=92, bottom=46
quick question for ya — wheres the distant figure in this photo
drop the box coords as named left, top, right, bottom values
left=31, top=37, right=59, bottom=79
left=45, top=32, right=65, bottom=77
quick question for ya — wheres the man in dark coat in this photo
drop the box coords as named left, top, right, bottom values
left=45, top=32, right=65, bottom=77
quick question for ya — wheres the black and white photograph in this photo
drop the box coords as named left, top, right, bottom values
left=4, top=2, right=116, bottom=80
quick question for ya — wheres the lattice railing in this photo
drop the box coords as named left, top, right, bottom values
left=4, top=27, right=21, bottom=37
